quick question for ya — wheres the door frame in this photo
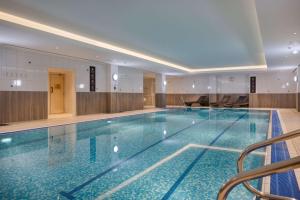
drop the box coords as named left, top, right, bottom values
left=49, top=73, right=65, bottom=114
left=48, top=68, right=76, bottom=118
left=143, top=73, right=156, bottom=108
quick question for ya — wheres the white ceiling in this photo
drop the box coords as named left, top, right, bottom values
left=255, top=0, right=300, bottom=70
left=0, top=21, right=182, bottom=74
left=0, top=0, right=299, bottom=74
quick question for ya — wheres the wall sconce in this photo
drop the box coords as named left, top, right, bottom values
left=12, top=79, right=22, bottom=87
left=112, top=73, right=118, bottom=81
left=79, top=84, right=85, bottom=89
left=294, top=76, right=298, bottom=82
left=192, top=83, right=195, bottom=88
left=286, top=82, right=289, bottom=86
left=163, top=80, right=167, bottom=86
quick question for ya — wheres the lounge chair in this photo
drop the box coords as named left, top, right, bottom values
left=224, top=96, right=249, bottom=108
left=184, top=96, right=209, bottom=107
left=210, top=95, right=231, bottom=107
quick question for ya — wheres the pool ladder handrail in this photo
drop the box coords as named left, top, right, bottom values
left=217, top=128, right=300, bottom=200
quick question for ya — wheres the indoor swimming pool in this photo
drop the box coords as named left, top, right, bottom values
left=0, top=108, right=270, bottom=200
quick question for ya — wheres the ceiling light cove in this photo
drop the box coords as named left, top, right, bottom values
left=0, top=11, right=266, bottom=73
left=192, top=65, right=267, bottom=73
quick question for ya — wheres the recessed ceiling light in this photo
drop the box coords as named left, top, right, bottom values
left=293, top=32, right=297, bottom=35
left=292, top=50, right=299, bottom=54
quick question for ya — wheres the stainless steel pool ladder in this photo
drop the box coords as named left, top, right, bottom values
left=217, top=128, right=300, bottom=200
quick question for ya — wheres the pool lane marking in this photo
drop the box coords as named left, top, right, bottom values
left=59, top=115, right=213, bottom=199
left=96, top=144, right=264, bottom=200
left=189, top=144, right=265, bottom=156
left=96, top=144, right=193, bottom=200
left=161, top=111, right=249, bottom=200
left=59, top=109, right=233, bottom=199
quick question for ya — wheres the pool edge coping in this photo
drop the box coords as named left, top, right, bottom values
left=0, top=107, right=274, bottom=134
left=0, top=108, right=166, bottom=134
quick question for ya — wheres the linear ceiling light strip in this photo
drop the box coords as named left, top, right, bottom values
left=0, top=11, right=266, bottom=73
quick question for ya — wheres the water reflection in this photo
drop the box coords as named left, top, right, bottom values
left=90, top=137, right=96, bottom=163
left=112, top=136, right=119, bottom=163
left=48, top=124, right=76, bottom=166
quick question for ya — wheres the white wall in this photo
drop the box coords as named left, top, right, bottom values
left=166, top=70, right=297, bottom=94
left=166, top=74, right=249, bottom=94
left=0, top=45, right=143, bottom=93
left=167, top=75, right=209, bottom=94
left=216, top=74, right=249, bottom=94
left=118, top=67, right=143, bottom=93
left=254, top=70, right=296, bottom=93
left=1, top=45, right=296, bottom=95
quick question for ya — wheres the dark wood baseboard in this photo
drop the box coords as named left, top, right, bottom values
left=0, top=91, right=48, bottom=123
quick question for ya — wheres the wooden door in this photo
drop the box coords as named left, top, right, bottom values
left=50, top=74, right=65, bottom=114
left=143, top=78, right=155, bottom=106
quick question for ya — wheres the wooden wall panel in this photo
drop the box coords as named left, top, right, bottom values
left=155, top=93, right=166, bottom=108
left=76, top=92, right=108, bottom=115
left=249, top=93, right=296, bottom=108
left=107, top=93, right=144, bottom=113
left=167, top=93, right=248, bottom=106
left=167, top=93, right=296, bottom=108
left=167, top=94, right=209, bottom=106
left=216, top=94, right=249, bottom=103
left=297, top=93, right=300, bottom=112
left=118, top=93, right=144, bottom=112
left=0, top=91, right=48, bottom=124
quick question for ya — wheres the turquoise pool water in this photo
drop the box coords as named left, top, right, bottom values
left=0, top=108, right=269, bottom=200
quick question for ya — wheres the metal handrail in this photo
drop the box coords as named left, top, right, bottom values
left=217, top=128, right=300, bottom=200
left=217, top=156, right=300, bottom=200
left=237, top=129, right=300, bottom=200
